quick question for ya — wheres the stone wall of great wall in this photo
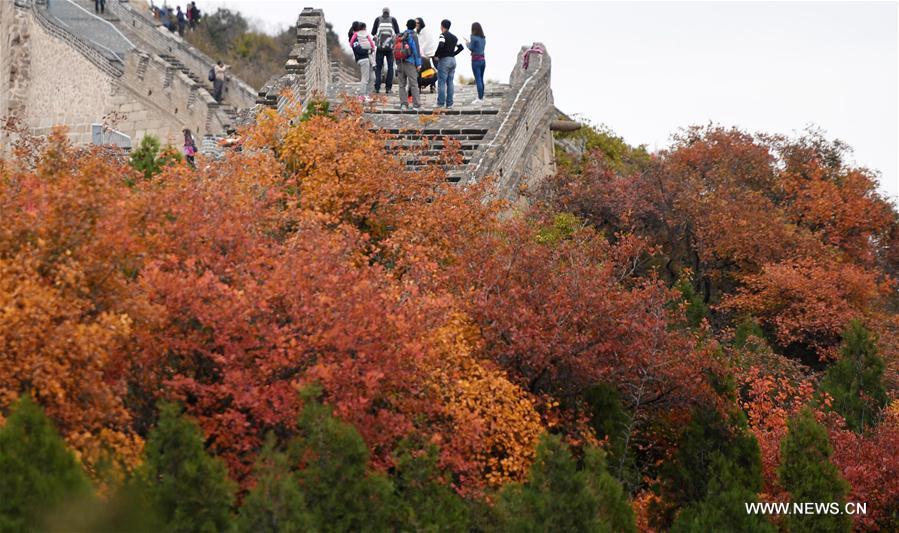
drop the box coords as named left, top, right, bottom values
left=0, top=0, right=242, bottom=148
left=100, top=0, right=256, bottom=110
left=253, top=8, right=557, bottom=201
left=254, top=8, right=330, bottom=114
left=468, top=45, right=555, bottom=201
left=1, top=2, right=558, bottom=201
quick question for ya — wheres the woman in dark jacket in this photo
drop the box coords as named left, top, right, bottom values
left=347, top=21, right=360, bottom=43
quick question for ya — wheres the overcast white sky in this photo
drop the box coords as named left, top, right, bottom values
left=197, top=1, right=898, bottom=200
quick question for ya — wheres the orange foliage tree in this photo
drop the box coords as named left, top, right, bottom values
left=721, top=257, right=891, bottom=361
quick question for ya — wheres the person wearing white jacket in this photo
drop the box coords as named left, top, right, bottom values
left=415, top=17, right=438, bottom=70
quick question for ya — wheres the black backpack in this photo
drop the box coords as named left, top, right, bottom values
left=208, top=67, right=216, bottom=82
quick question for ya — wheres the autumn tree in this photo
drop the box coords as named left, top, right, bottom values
left=830, top=407, right=899, bottom=530
left=819, top=320, right=888, bottom=431
left=721, top=257, right=889, bottom=362
left=132, top=403, right=235, bottom=533
left=497, top=433, right=636, bottom=533
left=775, top=130, right=895, bottom=266
left=426, top=313, right=544, bottom=490
left=0, top=396, right=93, bottom=531
left=0, top=131, right=146, bottom=482
left=778, top=408, right=851, bottom=533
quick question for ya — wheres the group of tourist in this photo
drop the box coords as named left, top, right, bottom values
left=348, top=7, right=486, bottom=109
left=151, top=2, right=202, bottom=37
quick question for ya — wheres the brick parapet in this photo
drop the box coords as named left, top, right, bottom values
left=467, top=43, right=555, bottom=200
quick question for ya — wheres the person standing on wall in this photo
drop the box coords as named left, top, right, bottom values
left=189, top=2, right=201, bottom=30
left=415, top=18, right=438, bottom=72
left=213, top=61, right=229, bottom=103
left=95, top=0, right=105, bottom=14
left=464, top=23, right=487, bottom=104
left=350, top=23, right=376, bottom=97
left=434, top=19, right=464, bottom=109
left=176, top=6, right=187, bottom=37
left=395, top=19, right=422, bottom=110
left=372, top=7, right=400, bottom=94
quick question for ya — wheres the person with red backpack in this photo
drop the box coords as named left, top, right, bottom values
left=395, top=19, right=422, bottom=110
left=372, top=7, right=400, bottom=94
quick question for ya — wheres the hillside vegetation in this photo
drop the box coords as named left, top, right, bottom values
left=1, top=102, right=897, bottom=531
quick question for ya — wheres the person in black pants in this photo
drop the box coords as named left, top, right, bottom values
left=372, top=7, right=400, bottom=93
left=95, top=0, right=105, bottom=14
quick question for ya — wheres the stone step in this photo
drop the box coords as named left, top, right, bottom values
left=377, top=127, right=488, bottom=135
left=362, top=108, right=500, bottom=116
left=385, top=144, right=482, bottom=154
left=377, top=133, right=488, bottom=143
left=401, top=158, right=472, bottom=166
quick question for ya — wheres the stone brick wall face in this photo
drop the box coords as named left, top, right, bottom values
left=1, top=2, right=231, bottom=150
left=1, top=1, right=32, bottom=127
left=25, top=14, right=117, bottom=144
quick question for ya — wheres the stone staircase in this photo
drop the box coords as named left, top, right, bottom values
left=158, top=53, right=202, bottom=85
left=325, top=82, right=507, bottom=182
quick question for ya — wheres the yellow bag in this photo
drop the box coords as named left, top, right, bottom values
left=420, top=68, right=436, bottom=79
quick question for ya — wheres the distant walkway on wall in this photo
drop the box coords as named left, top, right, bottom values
left=46, top=0, right=133, bottom=61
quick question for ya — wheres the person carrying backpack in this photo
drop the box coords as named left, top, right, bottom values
left=351, top=23, right=376, bottom=96
left=395, top=19, right=422, bottom=109
left=372, top=7, right=400, bottom=94
left=212, top=61, right=228, bottom=103
left=434, top=19, right=464, bottom=108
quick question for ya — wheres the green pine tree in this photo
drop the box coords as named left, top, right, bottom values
left=670, top=454, right=775, bottom=533
left=778, top=407, right=851, bottom=533
left=390, top=439, right=470, bottom=531
left=129, top=135, right=182, bottom=182
left=674, top=274, right=710, bottom=329
left=0, top=396, right=93, bottom=533
left=237, top=435, right=312, bottom=533
left=133, top=402, right=235, bottom=533
left=289, top=396, right=398, bottom=532
left=652, top=401, right=763, bottom=529
left=819, top=320, right=888, bottom=432
left=584, top=382, right=638, bottom=489
left=497, top=433, right=636, bottom=533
